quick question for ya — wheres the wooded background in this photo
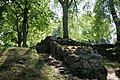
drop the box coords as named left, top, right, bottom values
left=0, top=0, right=120, bottom=47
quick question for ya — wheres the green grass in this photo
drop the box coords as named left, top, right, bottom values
left=0, top=47, right=119, bottom=80
left=0, top=47, right=65, bottom=80
left=103, top=59, right=120, bottom=70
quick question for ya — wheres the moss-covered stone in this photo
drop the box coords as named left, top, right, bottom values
left=36, top=36, right=107, bottom=79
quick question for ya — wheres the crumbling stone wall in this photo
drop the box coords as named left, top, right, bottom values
left=36, top=36, right=107, bottom=79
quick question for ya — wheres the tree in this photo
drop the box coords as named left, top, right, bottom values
left=58, top=0, right=73, bottom=39
left=53, top=0, right=111, bottom=43
left=0, top=0, right=54, bottom=47
left=109, top=0, right=120, bottom=41
left=14, top=6, right=22, bottom=47
left=93, top=0, right=120, bottom=42
left=22, top=0, right=28, bottom=47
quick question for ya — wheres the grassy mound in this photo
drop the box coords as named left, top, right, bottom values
left=0, top=47, right=62, bottom=80
left=0, top=47, right=119, bottom=80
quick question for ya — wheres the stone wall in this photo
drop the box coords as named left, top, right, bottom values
left=36, top=36, right=107, bottom=79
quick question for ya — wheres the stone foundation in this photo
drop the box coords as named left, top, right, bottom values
left=36, top=36, right=107, bottom=79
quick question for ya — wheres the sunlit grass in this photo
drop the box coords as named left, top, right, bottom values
left=0, top=48, right=119, bottom=80
left=103, top=60, right=120, bottom=69
left=0, top=48, right=65, bottom=80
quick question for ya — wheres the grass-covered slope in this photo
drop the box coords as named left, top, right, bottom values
left=0, top=48, right=64, bottom=80
left=0, top=47, right=120, bottom=80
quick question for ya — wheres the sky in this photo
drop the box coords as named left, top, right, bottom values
left=50, top=0, right=96, bottom=18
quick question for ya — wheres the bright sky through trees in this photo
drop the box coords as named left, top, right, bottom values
left=0, top=0, right=119, bottom=47
left=49, top=0, right=117, bottom=44
left=50, top=0, right=96, bottom=18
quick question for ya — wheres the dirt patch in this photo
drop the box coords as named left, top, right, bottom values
left=103, top=59, right=120, bottom=80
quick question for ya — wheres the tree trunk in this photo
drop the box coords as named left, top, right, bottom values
left=109, top=0, right=120, bottom=41
left=13, top=10, right=22, bottom=47
left=62, top=4, right=69, bottom=39
left=18, top=32, right=22, bottom=47
left=22, top=0, right=28, bottom=47
left=16, top=14, right=22, bottom=47
left=58, top=0, right=69, bottom=39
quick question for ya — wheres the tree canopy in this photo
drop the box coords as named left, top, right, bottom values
left=0, top=0, right=120, bottom=47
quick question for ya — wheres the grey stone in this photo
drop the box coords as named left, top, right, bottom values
left=82, top=61, right=91, bottom=69
left=79, top=53, right=91, bottom=60
left=49, top=36, right=57, bottom=41
left=70, top=62, right=82, bottom=69
left=36, top=37, right=107, bottom=79
left=89, top=59, right=99, bottom=63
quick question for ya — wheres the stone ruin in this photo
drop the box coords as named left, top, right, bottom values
left=36, top=36, right=107, bottom=80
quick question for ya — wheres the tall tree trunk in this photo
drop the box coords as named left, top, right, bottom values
left=62, top=4, right=69, bottom=39
left=109, top=0, right=120, bottom=41
left=22, top=0, right=28, bottom=47
left=14, top=10, right=22, bottom=47
left=58, top=0, right=69, bottom=39
left=18, top=32, right=22, bottom=47
left=16, top=14, right=22, bottom=47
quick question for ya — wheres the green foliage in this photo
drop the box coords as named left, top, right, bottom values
left=1, top=0, right=119, bottom=47
left=51, top=0, right=112, bottom=44
left=69, top=0, right=112, bottom=44
left=0, top=48, right=67, bottom=80
left=0, top=0, right=54, bottom=47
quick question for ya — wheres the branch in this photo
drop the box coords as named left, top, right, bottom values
left=58, top=0, right=63, bottom=5
left=68, top=0, right=73, bottom=8
left=65, top=0, right=69, bottom=4
left=13, top=25, right=17, bottom=31
left=15, top=1, right=24, bottom=10
left=73, top=0, right=77, bottom=11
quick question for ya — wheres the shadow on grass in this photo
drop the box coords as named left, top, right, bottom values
left=19, top=53, right=51, bottom=80
left=0, top=48, right=53, bottom=80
